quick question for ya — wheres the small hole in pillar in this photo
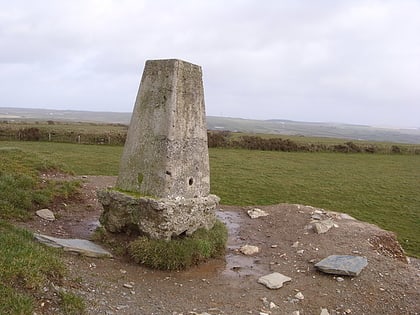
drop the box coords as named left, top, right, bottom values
left=189, top=177, right=194, bottom=186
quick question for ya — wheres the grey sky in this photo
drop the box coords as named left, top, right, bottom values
left=1, top=0, right=419, bottom=127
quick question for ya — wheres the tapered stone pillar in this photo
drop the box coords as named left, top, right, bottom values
left=99, top=59, right=219, bottom=240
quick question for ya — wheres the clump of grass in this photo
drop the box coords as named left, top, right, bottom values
left=60, top=291, right=86, bottom=315
left=0, top=283, right=33, bottom=315
left=0, top=221, right=65, bottom=314
left=128, top=220, right=227, bottom=270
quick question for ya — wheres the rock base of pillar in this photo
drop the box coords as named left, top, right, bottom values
left=98, top=189, right=220, bottom=240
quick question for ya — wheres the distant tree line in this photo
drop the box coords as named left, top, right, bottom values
left=0, top=124, right=419, bottom=154
left=207, top=131, right=420, bottom=154
left=0, top=126, right=126, bottom=145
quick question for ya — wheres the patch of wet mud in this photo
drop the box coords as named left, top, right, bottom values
left=218, top=210, right=266, bottom=277
left=63, top=208, right=267, bottom=279
left=66, top=219, right=100, bottom=239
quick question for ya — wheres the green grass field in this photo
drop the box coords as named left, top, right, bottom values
left=0, top=147, right=84, bottom=314
left=1, top=141, right=419, bottom=257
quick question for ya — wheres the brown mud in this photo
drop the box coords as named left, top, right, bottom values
left=20, top=176, right=419, bottom=315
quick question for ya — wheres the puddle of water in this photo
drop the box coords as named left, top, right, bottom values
left=71, top=210, right=267, bottom=278
left=223, top=253, right=264, bottom=277
left=216, top=210, right=240, bottom=237
left=215, top=210, right=266, bottom=277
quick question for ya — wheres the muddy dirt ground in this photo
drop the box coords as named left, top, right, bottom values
left=21, top=176, right=419, bottom=315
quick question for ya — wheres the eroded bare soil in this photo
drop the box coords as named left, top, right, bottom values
left=21, top=176, right=419, bottom=315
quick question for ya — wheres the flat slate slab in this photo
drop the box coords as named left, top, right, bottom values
left=315, top=255, right=368, bottom=276
left=34, top=234, right=113, bottom=258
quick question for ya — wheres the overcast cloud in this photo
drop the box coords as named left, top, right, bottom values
left=1, top=0, right=419, bottom=127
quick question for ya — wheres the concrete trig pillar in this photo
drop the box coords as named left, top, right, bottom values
left=99, top=59, right=219, bottom=240
left=116, top=59, right=210, bottom=199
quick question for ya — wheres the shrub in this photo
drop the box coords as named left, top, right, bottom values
left=19, top=127, right=41, bottom=141
left=391, top=145, right=401, bottom=154
left=207, top=131, right=231, bottom=148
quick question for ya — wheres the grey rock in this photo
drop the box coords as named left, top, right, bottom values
left=258, top=272, right=292, bottom=289
left=313, top=219, right=334, bottom=234
left=315, top=255, right=368, bottom=276
left=36, top=209, right=55, bottom=221
left=34, top=234, right=113, bottom=258
left=311, top=213, right=324, bottom=220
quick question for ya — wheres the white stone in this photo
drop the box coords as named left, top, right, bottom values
left=258, top=272, right=292, bottom=289
left=240, top=244, right=259, bottom=255
left=295, top=292, right=304, bottom=300
left=320, top=309, right=330, bottom=315
left=292, top=311, right=300, bottom=315
left=36, top=209, right=55, bottom=221
left=247, top=208, right=269, bottom=219
left=269, top=301, right=278, bottom=309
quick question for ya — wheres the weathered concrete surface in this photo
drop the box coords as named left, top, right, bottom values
left=34, top=234, right=113, bottom=258
left=98, top=189, right=219, bottom=240
left=116, top=59, right=210, bottom=199
left=100, top=59, right=219, bottom=239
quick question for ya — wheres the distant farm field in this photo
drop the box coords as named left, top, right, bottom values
left=1, top=141, right=419, bottom=257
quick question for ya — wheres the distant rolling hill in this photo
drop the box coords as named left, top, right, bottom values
left=1, top=107, right=419, bottom=144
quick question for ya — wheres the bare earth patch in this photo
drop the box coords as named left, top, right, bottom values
left=20, top=176, right=419, bottom=315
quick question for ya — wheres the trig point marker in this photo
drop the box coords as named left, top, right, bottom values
left=98, top=59, right=219, bottom=240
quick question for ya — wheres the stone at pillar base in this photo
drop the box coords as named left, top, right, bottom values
left=98, top=189, right=220, bottom=240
